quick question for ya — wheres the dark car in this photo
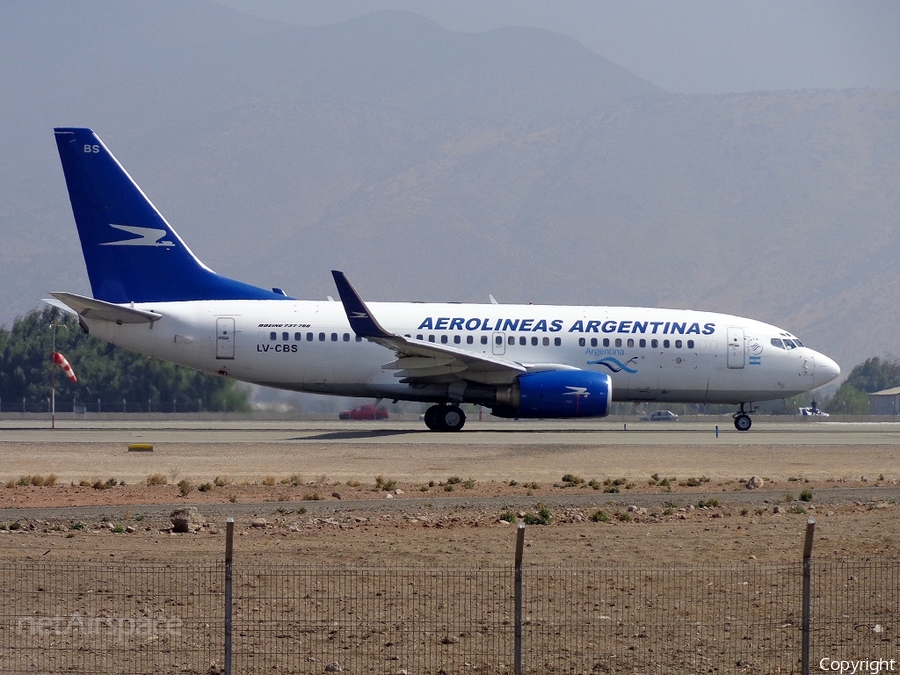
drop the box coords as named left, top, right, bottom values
left=640, top=410, right=678, bottom=422
left=339, top=404, right=389, bottom=420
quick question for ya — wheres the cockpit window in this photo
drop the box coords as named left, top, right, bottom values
left=793, top=339, right=804, bottom=347
left=770, top=338, right=785, bottom=349
left=783, top=339, right=797, bottom=349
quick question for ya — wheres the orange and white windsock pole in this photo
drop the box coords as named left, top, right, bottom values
left=52, top=352, right=78, bottom=383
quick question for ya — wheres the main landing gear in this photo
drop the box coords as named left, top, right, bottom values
left=424, top=404, right=466, bottom=432
left=733, top=403, right=754, bottom=432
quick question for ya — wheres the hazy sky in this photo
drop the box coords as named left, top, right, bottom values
left=216, top=0, right=900, bottom=94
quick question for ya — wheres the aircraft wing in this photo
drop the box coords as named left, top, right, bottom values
left=49, top=292, right=161, bottom=324
left=381, top=336, right=526, bottom=385
left=331, top=271, right=576, bottom=386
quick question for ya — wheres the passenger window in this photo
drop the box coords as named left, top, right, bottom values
left=531, top=336, right=538, bottom=346
left=508, top=336, right=515, bottom=346
left=578, top=337, right=586, bottom=347
left=542, top=337, right=549, bottom=346
left=466, top=336, right=473, bottom=344
left=481, top=336, right=488, bottom=345
left=356, top=336, right=362, bottom=342
left=343, top=333, right=350, bottom=342
left=554, top=337, right=561, bottom=346
left=428, top=335, right=435, bottom=343
left=663, top=339, right=670, bottom=349
left=453, top=335, right=461, bottom=344
left=495, top=335, right=503, bottom=345
left=639, top=339, right=646, bottom=348
left=603, top=338, right=610, bottom=347
left=518, top=336, right=525, bottom=346
left=651, top=339, right=658, bottom=349
left=441, top=335, right=448, bottom=344
left=590, top=338, right=598, bottom=347
left=627, top=338, right=634, bottom=348
left=306, top=332, right=313, bottom=341
left=615, top=338, right=622, bottom=348
left=675, top=340, right=682, bottom=349
left=687, top=340, right=694, bottom=349
left=282, top=332, right=289, bottom=341
left=294, top=332, right=301, bottom=341
left=269, top=332, right=277, bottom=341
left=416, top=334, right=424, bottom=340
left=318, top=332, right=325, bottom=341
left=330, top=333, right=338, bottom=342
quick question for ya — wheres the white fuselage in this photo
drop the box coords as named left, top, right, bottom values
left=84, top=299, right=839, bottom=406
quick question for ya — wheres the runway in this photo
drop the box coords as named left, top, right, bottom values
left=1, top=418, right=898, bottom=485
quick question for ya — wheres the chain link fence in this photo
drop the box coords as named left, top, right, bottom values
left=0, top=530, right=897, bottom=674
left=2, top=399, right=208, bottom=414
left=3, top=561, right=222, bottom=674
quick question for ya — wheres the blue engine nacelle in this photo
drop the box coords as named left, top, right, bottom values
left=491, top=370, right=612, bottom=419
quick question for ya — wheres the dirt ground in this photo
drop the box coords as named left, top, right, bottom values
left=1, top=485, right=898, bottom=568
left=1, top=418, right=899, bottom=565
left=2, top=420, right=898, bottom=674
left=0, top=444, right=900, bottom=565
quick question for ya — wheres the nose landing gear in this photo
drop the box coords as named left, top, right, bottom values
left=733, top=403, right=754, bottom=431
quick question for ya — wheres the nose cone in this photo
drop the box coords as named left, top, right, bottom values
left=816, top=353, right=841, bottom=385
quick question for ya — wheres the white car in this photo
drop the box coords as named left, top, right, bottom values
left=798, top=407, right=829, bottom=417
left=640, top=410, right=679, bottom=422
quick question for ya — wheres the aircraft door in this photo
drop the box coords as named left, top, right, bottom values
left=216, top=317, right=235, bottom=360
left=492, top=332, right=506, bottom=356
left=726, top=327, right=744, bottom=369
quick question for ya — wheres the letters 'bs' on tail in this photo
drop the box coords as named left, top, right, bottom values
left=53, top=128, right=288, bottom=304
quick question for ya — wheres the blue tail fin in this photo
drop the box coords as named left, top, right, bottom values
left=54, top=127, right=289, bottom=303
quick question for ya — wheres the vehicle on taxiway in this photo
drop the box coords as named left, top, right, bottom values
left=640, top=410, right=679, bottom=422
left=339, top=404, right=389, bottom=420
left=798, top=407, right=829, bottom=417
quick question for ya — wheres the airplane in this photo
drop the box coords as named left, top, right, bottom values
left=49, top=127, right=840, bottom=432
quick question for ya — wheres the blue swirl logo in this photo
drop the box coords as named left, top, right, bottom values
left=588, top=356, right=639, bottom=374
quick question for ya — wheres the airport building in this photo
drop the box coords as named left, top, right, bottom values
left=868, top=386, right=900, bottom=415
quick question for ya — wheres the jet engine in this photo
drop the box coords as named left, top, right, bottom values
left=490, top=370, right=611, bottom=419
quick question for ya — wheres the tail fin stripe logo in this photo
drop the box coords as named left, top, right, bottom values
left=100, top=224, right=174, bottom=248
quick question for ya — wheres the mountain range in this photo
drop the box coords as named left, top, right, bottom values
left=2, top=0, right=899, bottom=378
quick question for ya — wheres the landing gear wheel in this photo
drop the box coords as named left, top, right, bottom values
left=423, top=405, right=442, bottom=431
left=733, top=414, right=752, bottom=432
left=423, top=404, right=466, bottom=432
left=439, top=405, right=466, bottom=432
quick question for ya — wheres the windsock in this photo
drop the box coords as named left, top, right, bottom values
left=52, top=352, right=78, bottom=383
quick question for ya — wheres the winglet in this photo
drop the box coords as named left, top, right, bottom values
left=50, top=292, right=161, bottom=324
left=331, top=271, right=395, bottom=339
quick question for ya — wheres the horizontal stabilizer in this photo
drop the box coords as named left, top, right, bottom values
left=49, top=292, right=161, bottom=324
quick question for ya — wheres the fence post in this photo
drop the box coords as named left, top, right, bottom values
left=225, top=518, right=234, bottom=675
left=514, top=523, right=525, bottom=675
left=801, top=518, right=815, bottom=675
